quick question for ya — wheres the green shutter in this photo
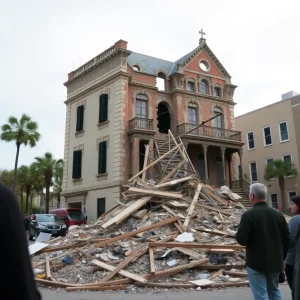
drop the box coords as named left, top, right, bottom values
left=97, top=198, right=106, bottom=217
left=76, top=105, right=84, bottom=132
left=73, top=150, right=82, bottom=179
left=98, top=141, right=107, bottom=174
left=99, top=94, right=108, bottom=123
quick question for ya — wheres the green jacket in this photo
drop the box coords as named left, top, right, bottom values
left=236, top=202, right=291, bottom=273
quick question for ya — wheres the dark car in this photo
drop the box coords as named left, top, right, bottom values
left=29, top=214, right=67, bottom=240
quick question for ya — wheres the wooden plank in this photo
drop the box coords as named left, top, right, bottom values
left=203, top=188, right=228, bottom=206
left=149, top=248, right=155, bottom=274
left=174, top=221, right=185, bottom=233
left=208, top=249, right=236, bottom=254
left=142, top=144, right=150, bottom=181
left=46, top=257, right=52, bottom=280
left=208, top=268, right=224, bottom=280
left=175, top=247, right=201, bottom=259
left=193, top=228, right=235, bottom=239
left=101, top=244, right=148, bottom=282
left=91, top=259, right=147, bottom=283
left=128, top=143, right=182, bottom=182
left=223, top=270, right=248, bottom=277
left=76, top=278, right=132, bottom=287
left=102, top=196, right=152, bottom=229
left=132, top=209, right=148, bottom=219
left=192, top=202, right=232, bottom=216
left=127, top=187, right=182, bottom=199
left=155, top=175, right=195, bottom=189
left=94, top=216, right=179, bottom=248
left=66, top=285, right=128, bottom=292
left=135, top=282, right=196, bottom=288
left=197, top=264, right=245, bottom=270
left=151, top=258, right=209, bottom=278
left=159, top=160, right=186, bottom=184
left=40, top=242, right=87, bottom=253
left=183, top=183, right=202, bottom=228
left=148, top=242, right=245, bottom=250
left=36, top=278, right=77, bottom=288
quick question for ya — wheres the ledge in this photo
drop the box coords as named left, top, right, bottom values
left=72, top=178, right=82, bottom=185
left=97, top=121, right=109, bottom=130
left=96, top=173, right=108, bottom=181
left=75, top=130, right=84, bottom=138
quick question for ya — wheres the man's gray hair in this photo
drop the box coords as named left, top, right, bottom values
left=249, top=183, right=267, bottom=200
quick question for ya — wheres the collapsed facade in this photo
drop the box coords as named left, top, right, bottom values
left=61, top=35, right=243, bottom=221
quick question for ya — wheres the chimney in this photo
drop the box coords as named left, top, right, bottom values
left=281, top=91, right=299, bottom=100
left=114, top=39, right=128, bottom=50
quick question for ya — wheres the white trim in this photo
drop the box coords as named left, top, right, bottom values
left=287, top=190, right=297, bottom=203
left=262, top=126, right=272, bottom=147
left=249, top=161, right=258, bottom=183
left=278, top=121, right=289, bottom=143
left=292, top=102, right=300, bottom=108
left=247, top=131, right=255, bottom=150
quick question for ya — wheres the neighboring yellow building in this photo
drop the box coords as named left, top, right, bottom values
left=235, top=91, right=300, bottom=210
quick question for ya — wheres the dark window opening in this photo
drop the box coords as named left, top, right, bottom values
left=76, top=105, right=84, bottom=132
left=139, top=140, right=149, bottom=172
left=187, top=81, right=195, bottom=92
left=188, top=107, right=197, bottom=125
left=136, top=99, right=147, bottom=118
left=99, top=94, right=108, bottom=123
left=200, top=80, right=209, bottom=94
left=97, top=198, right=106, bottom=218
left=270, top=193, right=278, bottom=209
left=98, top=141, right=107, bottom=174
left=238, top=165, right=242, bottom=180
left=198, top=153, right=208, bottom=179
left=264, top=127, right=272, bottom=145
left=72, top=150, right=82, bottom=179
left=213, top=87, right=221, bottom=97
left=133, top=65, right=140, bottom=71
left=248, top=132, right=255, bottom=149
left=250, top=162, right=258, bottom=182
left=157, top=102, right=171, bottom=134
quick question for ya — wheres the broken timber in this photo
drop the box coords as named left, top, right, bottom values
left=127, top=187, right=183, bottom=199
left=148, top=242, right=245, bottom=250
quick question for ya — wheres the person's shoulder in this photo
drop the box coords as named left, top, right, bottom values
left=0, top=184, right=16, bottom=207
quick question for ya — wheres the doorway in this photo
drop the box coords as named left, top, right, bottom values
left=157, top=102, right=171, bottom=134
left=68, top=202, right=82, bottom=209
left=139, top=140, right=149, bottom=171
left=216, top=156, right=223, bottom=187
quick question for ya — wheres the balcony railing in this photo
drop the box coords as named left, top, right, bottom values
left=128, top=117, right=154, bottom=131
left=177, top=123, right=242, bottom=142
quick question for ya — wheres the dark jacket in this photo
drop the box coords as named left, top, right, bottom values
left=292, top=238, right=300, bottom=300
left=236, top=202, right=291, bottom=273
left=0, top=184, right=41, bottom=300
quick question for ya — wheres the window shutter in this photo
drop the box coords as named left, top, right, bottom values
left=99, top=94, right=108, bottom=123
left=72, top=150, right=82, bottom=179
left=76, top=106, right=84, bottom=132
left=98, top=141, right=107, bottom=174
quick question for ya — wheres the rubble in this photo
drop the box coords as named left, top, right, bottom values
left=30, top=132, right=249, bottom=292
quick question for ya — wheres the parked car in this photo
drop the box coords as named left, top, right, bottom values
left=50, top=208, right=87, bottom=229
left=29, top=214, right=67, bottom=240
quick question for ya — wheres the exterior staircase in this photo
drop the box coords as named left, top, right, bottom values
left=231, top=179, right=252, bottom=208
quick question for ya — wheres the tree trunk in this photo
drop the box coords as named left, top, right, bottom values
left=278, top=176, right=286, bottom=211
left=45, top=185, right=50, bottom=213
left=13, top=142, right=21, bottom=194
left=30, top=192, right=33, bottom=214
left=25, top=186, right=30, bottom=214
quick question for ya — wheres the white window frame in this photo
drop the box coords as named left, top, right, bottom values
left=263, top=126, right=272, bottom=147
left=288, top=190, right=297, bottom=204
left=247, top=131, right=255, bottom=150
left=282, top=153, right=294, bottom=178
left=249, top=161, right=258, bottom=183
left=278, top=121, right=289, bottom=143
left=269, top=193, right=278, bottom=209
left=265, top=158, right=275, bottom=180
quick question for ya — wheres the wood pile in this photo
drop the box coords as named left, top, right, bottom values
left=31, top=136, right=249, bottom=292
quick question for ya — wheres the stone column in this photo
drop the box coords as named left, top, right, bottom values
left=238, top=148, right=244, bottom=183
left=202, top=144, right=209, bottom=184
left=221, top=146, right=227, bottom=185
left=131, top=137, right=140, bottom=176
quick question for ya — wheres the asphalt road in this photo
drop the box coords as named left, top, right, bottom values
left=40, top=285, right=291, bottom=300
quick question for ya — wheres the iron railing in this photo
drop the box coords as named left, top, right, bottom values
left=128, top=117, right=154, bottom=131
left=177, top=123, right=242, bottom=142
left=231, top=178, right=250, bottom=193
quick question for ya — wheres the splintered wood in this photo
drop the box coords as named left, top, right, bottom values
left=31, top=131, right=248, bottom=291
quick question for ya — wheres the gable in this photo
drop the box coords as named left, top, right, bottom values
left=184, top=50, right=224, bottom=78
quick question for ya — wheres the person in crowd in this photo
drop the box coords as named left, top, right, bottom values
left=236, top=183, right=291, bottom=300
left=0, top=184, right=41, bottom=300
left=285, top=196, right=300, bottom=296
left=292, top=237, right=300, bottom=299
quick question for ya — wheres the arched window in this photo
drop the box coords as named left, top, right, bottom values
left=200, top=80, right=209, bottom=95
left=136, top=94, right=148, bottom=119
left=188, top=105, right=197, bottom=125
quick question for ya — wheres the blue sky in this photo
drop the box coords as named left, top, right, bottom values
left=1, top=0, right=300, bottom=170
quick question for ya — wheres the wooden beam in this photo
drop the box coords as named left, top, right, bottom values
left=208, top=268, right=224, bottom=280
left=132, top=209, right=148, bottom=219
left=208, top=249, right=236, bottom=254
left=150, top=258, right=208, bottom=278
left=175, top=247, right=201, bottom=259
left=174, top=221, right=185, bottom=233
left=91, top=259, right=147, bottom=283
left=142, top=144, right=150, bottom=181
left=101, top=244, right=148, bottom=282
left=183, top=183, right=202, bottom=227
left=149, top=248, right=155, bottom=274
left=190, top=202, right=232, bottom=216
left=148, top=242, right=245, bottom=250
left=45, top=257, right=52, bottom=280
left=159, top=160, right=187, bottom=184
left=155, top=175, right=195, bottom=189
left=203, top=188, right=228, bottom=206
left=94, top=217, right=179, bottom=248
left=35, top=279, right=77, bottom=288
left=135, top=282, right=196, bottom=288
left=66, top=285, right=128, bottom=292
left=128, top=144, right=182, bottom=182
left=193, top=228, right=235, bottom=239
left=40, top=242, right=87, bottom=253
left=127, top=187, right=182, bottom=199
left=75, top=278, right=132, bottom=287
left=223, top=270, right=248, bottom=277
left=196, top=264, right=245, bottom=270
left=101, top=196, right=152, bottom=229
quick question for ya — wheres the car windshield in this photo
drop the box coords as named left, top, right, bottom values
left=67, top=210, right=85, bottom=220
left=37, top=215, right=60, bottom=223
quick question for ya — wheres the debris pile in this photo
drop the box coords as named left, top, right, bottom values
left=31, top=134, right=249, bottom=292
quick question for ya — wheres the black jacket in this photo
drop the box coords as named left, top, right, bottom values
left=0, top=184, right=41, bottom=300
left=236, top=202, right=291, bottom=273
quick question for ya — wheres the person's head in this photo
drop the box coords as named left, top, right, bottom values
left=249, top=183, right=267, bottom=205
left=290, top=196, right=300, bottom=215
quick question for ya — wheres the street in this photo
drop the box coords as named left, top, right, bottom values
left=40, top=285, right=291, bottom=300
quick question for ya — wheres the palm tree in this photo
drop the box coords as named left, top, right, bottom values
left=0, top=169, right=14, bottom=187
left=53, top=165, right=63, bottom=206
left=264, top=159, right=298, bottom=211
left=33, top=153, right=63, bottom=213
left=1, top=114, right=40, bottom=193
